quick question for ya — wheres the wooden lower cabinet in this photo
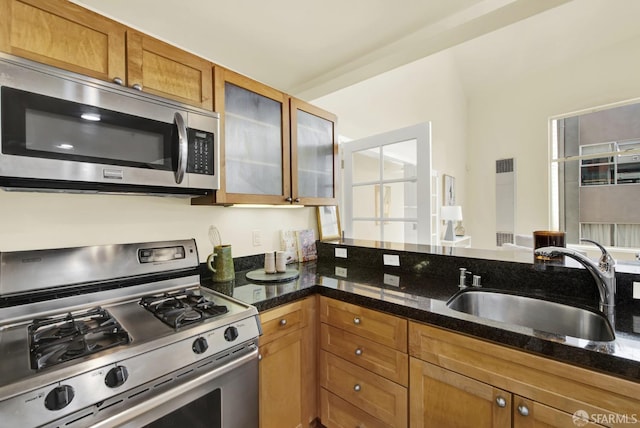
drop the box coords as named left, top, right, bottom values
left=409, top=358, right=511, bottom=428
left=408, top=322, right=635, bottom=428
left=259, top=296, right=317, bottom=428
left=319, top=297, right=408, bottom=428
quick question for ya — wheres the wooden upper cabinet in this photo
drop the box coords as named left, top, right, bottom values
left=195, top=66, right=291, bottom=205
left=0, top=0, right=126, bottom=81
left=126, top=30, right=213, bottom=110
left=290, top=98, right=338, bottom=206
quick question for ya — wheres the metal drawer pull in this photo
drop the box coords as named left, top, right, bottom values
left=279, top=319, right=287, bottom=326
left=353, top=317, right=361, bottom=325
left=353, top=384, right=361, bottom=392
left=355, top=348, right=363, bottom=356
left=517, top=404, right=529, bottom=416
left=495, top=397, right=507, bottom=408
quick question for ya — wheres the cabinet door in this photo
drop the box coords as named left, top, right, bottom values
left=410, top=357, right=511, bottom=428
left=259, top=297, right=317, bottom=428
left=513, top=396, right=605, bottom=428
left=290, top=98, right=338, bottom=205
left=0, top=0, right=125, bottom=82
left=260, top=329, right=304, bottom=428
left=126, top=30, right=212, bottom=110
left=214, top=67, right=291, bottom=204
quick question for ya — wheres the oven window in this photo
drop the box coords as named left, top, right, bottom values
left=1, top=86, right=174, bottom=170
left=144, top=388, right=221, bottom=428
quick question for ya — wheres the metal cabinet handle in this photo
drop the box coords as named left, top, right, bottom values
left=353, top=317, right=361, bottom=325
left=353, top=384, right=361, bottom=392
left=355, top=348, right=363, bottom=356
left=517, top=404, right=529, bottom=416
left=285, top=197, right=293, bottom=202
left=112, top=77, right=124, bottom=86
left=495, top=397, right=507, bottom=408
left=294, top=198, right=300, bottom=203
left=132, top=83, right=143, bottom=91
left=258, top=353, right=262, bottom=361
left=279, top=319, right=287, bottom=326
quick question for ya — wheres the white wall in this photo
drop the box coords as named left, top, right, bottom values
left=0, top=191, right=316, bottom=260
left=313, top=49, right=468, bottom=230
left=466, top=34, right=640, bottom=250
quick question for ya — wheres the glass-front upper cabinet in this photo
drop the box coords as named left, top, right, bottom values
left=290, top=98, right=337, bottom=206
left=202, top=67, right=291, bottom=204
left=193, top=68, right=338, bottom=206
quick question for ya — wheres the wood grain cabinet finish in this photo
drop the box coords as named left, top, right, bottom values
left=0, top=0, right=126, bottom=81
left=192, top=68, right=338, bottom=206
left=409, top=321, right=635, bottom=428
left=319, top=297, right=408, bottom=428
left=126, top=30, right=213, bottom=110
left=258, top=296, right=317, bottom=428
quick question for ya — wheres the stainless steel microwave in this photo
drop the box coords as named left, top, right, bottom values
left=0, top=53, right=219, bottom=196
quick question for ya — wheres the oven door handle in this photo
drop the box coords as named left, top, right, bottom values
left=174, top=112, right=188, bottom=184
left=91, top=346, right=258, bottom=428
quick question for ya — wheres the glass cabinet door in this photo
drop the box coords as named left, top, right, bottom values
left=290, top=98, right=337, bottom=205
left=213, top=69, right=290, bottom=204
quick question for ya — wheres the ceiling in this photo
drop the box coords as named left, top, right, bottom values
left=73, top=0, right=573, bottom=100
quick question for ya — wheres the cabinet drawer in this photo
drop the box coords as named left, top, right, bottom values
left=259, top=299, right=308, bottom=346
left=320, top=388, right=392, bottom=428
left=320, top=350, right=407, bottom=427
left=320, top=297, right=407, bottom=352
left=321, top=323, right=408, bottom=386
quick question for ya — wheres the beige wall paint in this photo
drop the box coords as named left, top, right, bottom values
left=313, top=50, right=468, bottom=227
left=466, top=34, right=640, bottom=249
left=0, top=191, right=316, bottom=260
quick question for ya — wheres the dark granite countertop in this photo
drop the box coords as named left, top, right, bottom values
left=202, top=239, right=640, bottom=383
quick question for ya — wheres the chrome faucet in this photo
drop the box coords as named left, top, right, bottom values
left=534, top=239, right=616, bottom=324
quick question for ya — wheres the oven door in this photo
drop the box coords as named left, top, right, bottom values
left=92, top=346, right=258, bottom=428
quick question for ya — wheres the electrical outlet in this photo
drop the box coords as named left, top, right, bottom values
left=252, top=230, right=262, bottom=247
left=383, top=254, right=400, bottom=266
left=335, top=248, right=347, bottom=258
left=335, top=267, right=348, bottom=277
left=634, top=282, right=640, bottom=299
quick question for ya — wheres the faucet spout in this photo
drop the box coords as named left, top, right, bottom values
left=534, top=240, right=616, bottom=324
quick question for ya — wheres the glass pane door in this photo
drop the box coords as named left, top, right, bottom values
left=342, top=123, right=432, bottom=245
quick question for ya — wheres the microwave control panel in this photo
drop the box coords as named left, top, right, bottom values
left=187, top=129, right=214, bottom=175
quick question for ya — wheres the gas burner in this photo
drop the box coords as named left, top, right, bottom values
left=29, top=307, right=130, bottom=370
left=140, top=289, right=228, bottom=329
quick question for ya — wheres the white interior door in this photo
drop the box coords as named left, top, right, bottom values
left=342, top=123, right=432, bottom=245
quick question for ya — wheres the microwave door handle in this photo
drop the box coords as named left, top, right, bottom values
left=173, top=112, right=188, bottom=184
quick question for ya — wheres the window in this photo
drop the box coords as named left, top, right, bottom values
left=551, top=101, right=640, bottom=249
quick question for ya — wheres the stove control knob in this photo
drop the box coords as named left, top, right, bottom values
left=44, top=385, right=75, bottom=411
left=193, top=337, right=209, bottom=354
left=224, top=326, right=239, bottom=342
left=105, top=365, right=129, bottom=388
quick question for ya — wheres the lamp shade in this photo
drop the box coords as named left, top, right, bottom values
left=441, top=205, right=463, bottom=221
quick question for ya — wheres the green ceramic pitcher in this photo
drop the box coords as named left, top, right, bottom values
left=206, top=244, right=235, bottom=282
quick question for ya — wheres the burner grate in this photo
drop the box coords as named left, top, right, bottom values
left=140, top=289, right=229, bottom=329
left=28, top=307, right=130, bottom=370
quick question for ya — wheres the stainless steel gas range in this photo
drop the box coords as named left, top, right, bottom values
left=0, top=239, right=261, bottom=428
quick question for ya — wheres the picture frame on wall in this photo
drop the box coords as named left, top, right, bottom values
left=317, top=205, right=341, bottom=241
left=443, top=174, right=455, bottom=206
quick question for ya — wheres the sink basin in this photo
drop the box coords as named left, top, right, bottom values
left=446, top=288, right=615, bottom=342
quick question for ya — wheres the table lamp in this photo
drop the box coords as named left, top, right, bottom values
left=441, top=205, right=463, bottom=241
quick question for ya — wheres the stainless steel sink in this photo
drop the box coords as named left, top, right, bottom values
left=446, top=288, right=615, bottom=342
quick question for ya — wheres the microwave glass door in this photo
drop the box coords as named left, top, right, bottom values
left=1, top=87, right=175, bottom=170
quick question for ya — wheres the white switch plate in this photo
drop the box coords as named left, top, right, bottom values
left=335, top=267, right=348, bottom=277
left=634, top=282, right=640, bottom=299
left=335, top=248, right=348, bottom=258
left=252, top=230, right=262, bottom=247
left=383, top=273, right=400, bottom=287
left=383, top=254, right=400, bottom=266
